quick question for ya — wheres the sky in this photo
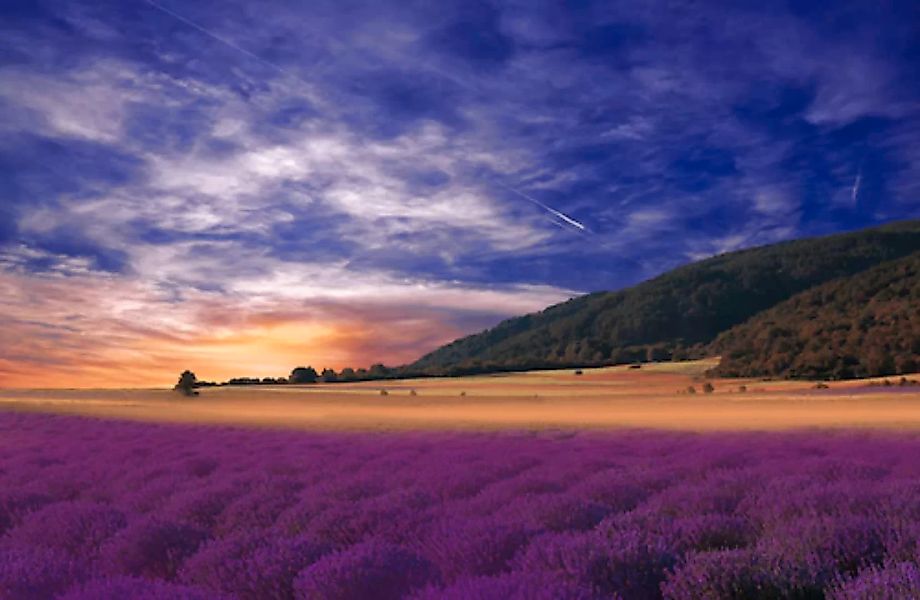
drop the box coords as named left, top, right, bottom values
left=1, top=0, right=918, bottom=387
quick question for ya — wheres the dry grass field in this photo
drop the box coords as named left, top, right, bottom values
left=3, top=359, right=919, bottom=431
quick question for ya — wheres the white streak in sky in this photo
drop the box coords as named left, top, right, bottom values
left=502, top=185, right=587, bottom=231
left=851, top=168, right=862, bottom=205
left=141, top=0, right=290, bottom=76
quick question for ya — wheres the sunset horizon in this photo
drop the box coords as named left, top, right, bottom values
left=3, top=1, right=918, bottom=388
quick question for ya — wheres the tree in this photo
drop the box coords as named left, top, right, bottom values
left=174, top=370, right=198, bottom=396
left=339, top=367, right=356, bottom=381
left=290, top=366, right=318, bottom=384
left=368, top=363, right=391, bottom=379
left=321, top=368, right=338, bottom=383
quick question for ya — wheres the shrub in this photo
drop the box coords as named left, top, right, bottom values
left=293, top=541, right=438, bottom=600
left=0, top=491, right=53, bottom=535
left=181, top=532, right=328, bottom=599
left=59, top=576, right=224, bottom=600
left=412, top=572, right=601, bottom=599
left=661, top=549, right=795, bottom=599
left=515, top=529, right=677, bottom=597
left=98, top=517, right=209, bottom=579
left=830, top=562, right=920, bottom=599
left=0, top=546, right=85, bottom=599
left=416, top=517, right=532, bottom=580
left=5, top=501, right=126, bottom=557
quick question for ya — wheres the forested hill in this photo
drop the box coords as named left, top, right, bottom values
left=710, top=251, right=920, bottom=380
left=409, top=220, right=920, bottom=376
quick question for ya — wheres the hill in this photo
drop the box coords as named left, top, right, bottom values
left=410, top=220, right=920, bottom=376
left=710, top=251, right=920, bottom=380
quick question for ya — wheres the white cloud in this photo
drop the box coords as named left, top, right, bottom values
left=0, top=60, right=139, bottom=142
left=753, top=188, right=797, bottom=216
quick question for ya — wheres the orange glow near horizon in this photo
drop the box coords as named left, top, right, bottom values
left=0, top=314, right=470, bottom=389
left=0, top=265, right=573, bottom=389
left=0, top=272, right=474, bottom=389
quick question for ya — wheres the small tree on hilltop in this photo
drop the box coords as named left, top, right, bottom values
left=174, top=370, right=199, bottom=396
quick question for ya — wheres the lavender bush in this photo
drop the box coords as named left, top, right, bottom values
left=1, top=411, right=919, bottom=599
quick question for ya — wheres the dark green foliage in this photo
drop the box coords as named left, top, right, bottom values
left=368, top=364, right=392, bottom=378
left=289, top=366, right=318, bottom=384
left=410, top=220, right=920, bottom=377
left=225, top=377, right=287, bottom=386
left=711, top=251, right=920, bottom=380
left=174, top=371, right=198, bottom=396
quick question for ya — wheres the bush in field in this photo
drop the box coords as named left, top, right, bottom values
left=661, top=549, right=796, bottom=599
left=416, top=516, right=533, bottom=580
left=0, top=546, right=86, bottom=599
left=5, top=501, right=126, bottom=556
left=98, top=517, right=209, bottom=579
left=515, top=528, right=677, bottom=597
left=0, top=491, right=54, bottom=535
left=180, top=531, right=328, bottom=599
left=412, top=572, right=601, bottom=599
left=293, top=541, right=438, bottom=599
left=59, top=576, right=223, bottom=600
left=830, top=562, right=920, bottom=599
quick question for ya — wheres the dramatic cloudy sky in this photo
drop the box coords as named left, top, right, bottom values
left=1, top=0, right=918, bottom=386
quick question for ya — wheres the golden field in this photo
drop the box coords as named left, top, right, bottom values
left=2, top=359, right=919, bottom=431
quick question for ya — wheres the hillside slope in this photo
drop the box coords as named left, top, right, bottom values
left=710, top=251, right=920, bottom=380
left=410, top=220, right=920, bottom=375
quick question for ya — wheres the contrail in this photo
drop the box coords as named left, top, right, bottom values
left=141, top=1, right=592, bottom=237
left=501, top=184, right=587, bottom=231
left=851, top=168, right=862, bottom=205
left=141, top=0, right=290, bottom=76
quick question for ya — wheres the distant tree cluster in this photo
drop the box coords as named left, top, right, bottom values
left=711, top=251, right=920, bottom=380
left=290, top=366, right=319, bottom=384
left=288, top=364, right=400, bottom=384
left=224, top=377, right=289, bottom=386
left=190, top=364, right=406, bottom=388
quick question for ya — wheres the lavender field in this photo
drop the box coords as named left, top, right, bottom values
left=1, top=412, right=919, bottom=599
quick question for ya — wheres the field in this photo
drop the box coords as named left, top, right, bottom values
left=3, top=360, right=920, bottom=431
left=3, top=361, right=920, bottom=599
left=2, top=412, right=920, bottom=599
